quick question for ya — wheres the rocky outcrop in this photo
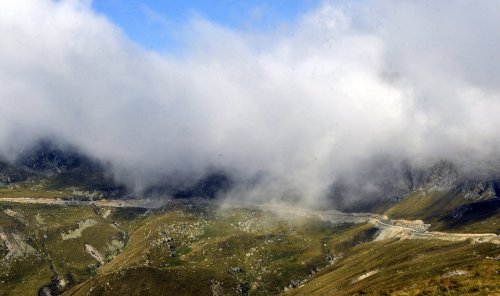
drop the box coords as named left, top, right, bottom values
left=210, top=279, right=225, bottom=296
left=37, top=273, right=74, bottom=296
left=0, top=230, right=37, bottom=260
left=0, top=160, right=32, bottom=185
left=15, top=140, right=85, bottom=174
left=440, top=198, right=500, bottom=229
left=1, top=139, right=127, bottom=198
left=3, top=139, right=231, bottom=199
left=84, top=243, right=105, bottom=265
left=330, top=159, right=500, bottom=215
left=61, top=219, right=97, bottom=240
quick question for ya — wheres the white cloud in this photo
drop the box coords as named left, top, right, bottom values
left=0, top=0, right=499, bottom=204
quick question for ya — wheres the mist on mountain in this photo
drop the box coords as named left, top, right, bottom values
left=1, top=1, right=500, bottom=207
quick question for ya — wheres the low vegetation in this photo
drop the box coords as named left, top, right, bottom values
left=386, top=191, right=500, bottom=234
left=287, top=239, right=500, bottom=295
left=0, top=197, right=497, bottom=295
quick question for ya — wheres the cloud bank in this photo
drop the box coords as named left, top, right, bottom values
left=1, top=0, right=500, bottom=205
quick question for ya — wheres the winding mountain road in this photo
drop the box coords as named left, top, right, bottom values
left=1, top=197, right=498, bottom=244
left=256, top=203, right=500, bottom=245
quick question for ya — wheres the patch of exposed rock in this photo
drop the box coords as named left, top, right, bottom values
left=38, top=273, right=74, bottom=296
left=84, top=243, right=105, bottom=265
left=0, top=230, right=37, bottom=260
left=210, top=279, right=225, bottom=296
left=60, top=219, right=97, bottom=240
left=442, top=269, right=468, bottom=278
left=351, top=269, right=380, bottom=284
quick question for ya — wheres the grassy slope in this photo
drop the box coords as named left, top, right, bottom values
left=0, top=180, right=70, bottom=199
left=385, top=191, right=467, bottom=221
left=434, top=214, right=500, bottom=234
left=0, top=199, right=498, bottom=296
left=385, top=191, right=500, bottom=234
left=68, top=266, right=220, bottom=296
left=0, top=203, right=132, bottom=295
left=66, top=206, right=378, bottom=296
left=287, top=239, right=500, bottom=296
left=0, top=173, right=115, bottom=199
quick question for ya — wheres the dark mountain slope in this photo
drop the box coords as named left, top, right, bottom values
left=1, top=139, right=232, bottom=200
left=327, top=159, right=499, bottom=233
left=0, top=140, right=126, bottom=198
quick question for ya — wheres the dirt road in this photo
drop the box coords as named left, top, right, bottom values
left=257, top=203, right=500, bottom=245
left=1, top=197, right=498, bottom=244
left=0, top=197, right=164, bottom=208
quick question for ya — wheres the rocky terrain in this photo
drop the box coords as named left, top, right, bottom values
left=0, top=197, right=497, bottom=295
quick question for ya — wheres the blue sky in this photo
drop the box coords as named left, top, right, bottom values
left=92, top=0, right=321, bottom=51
